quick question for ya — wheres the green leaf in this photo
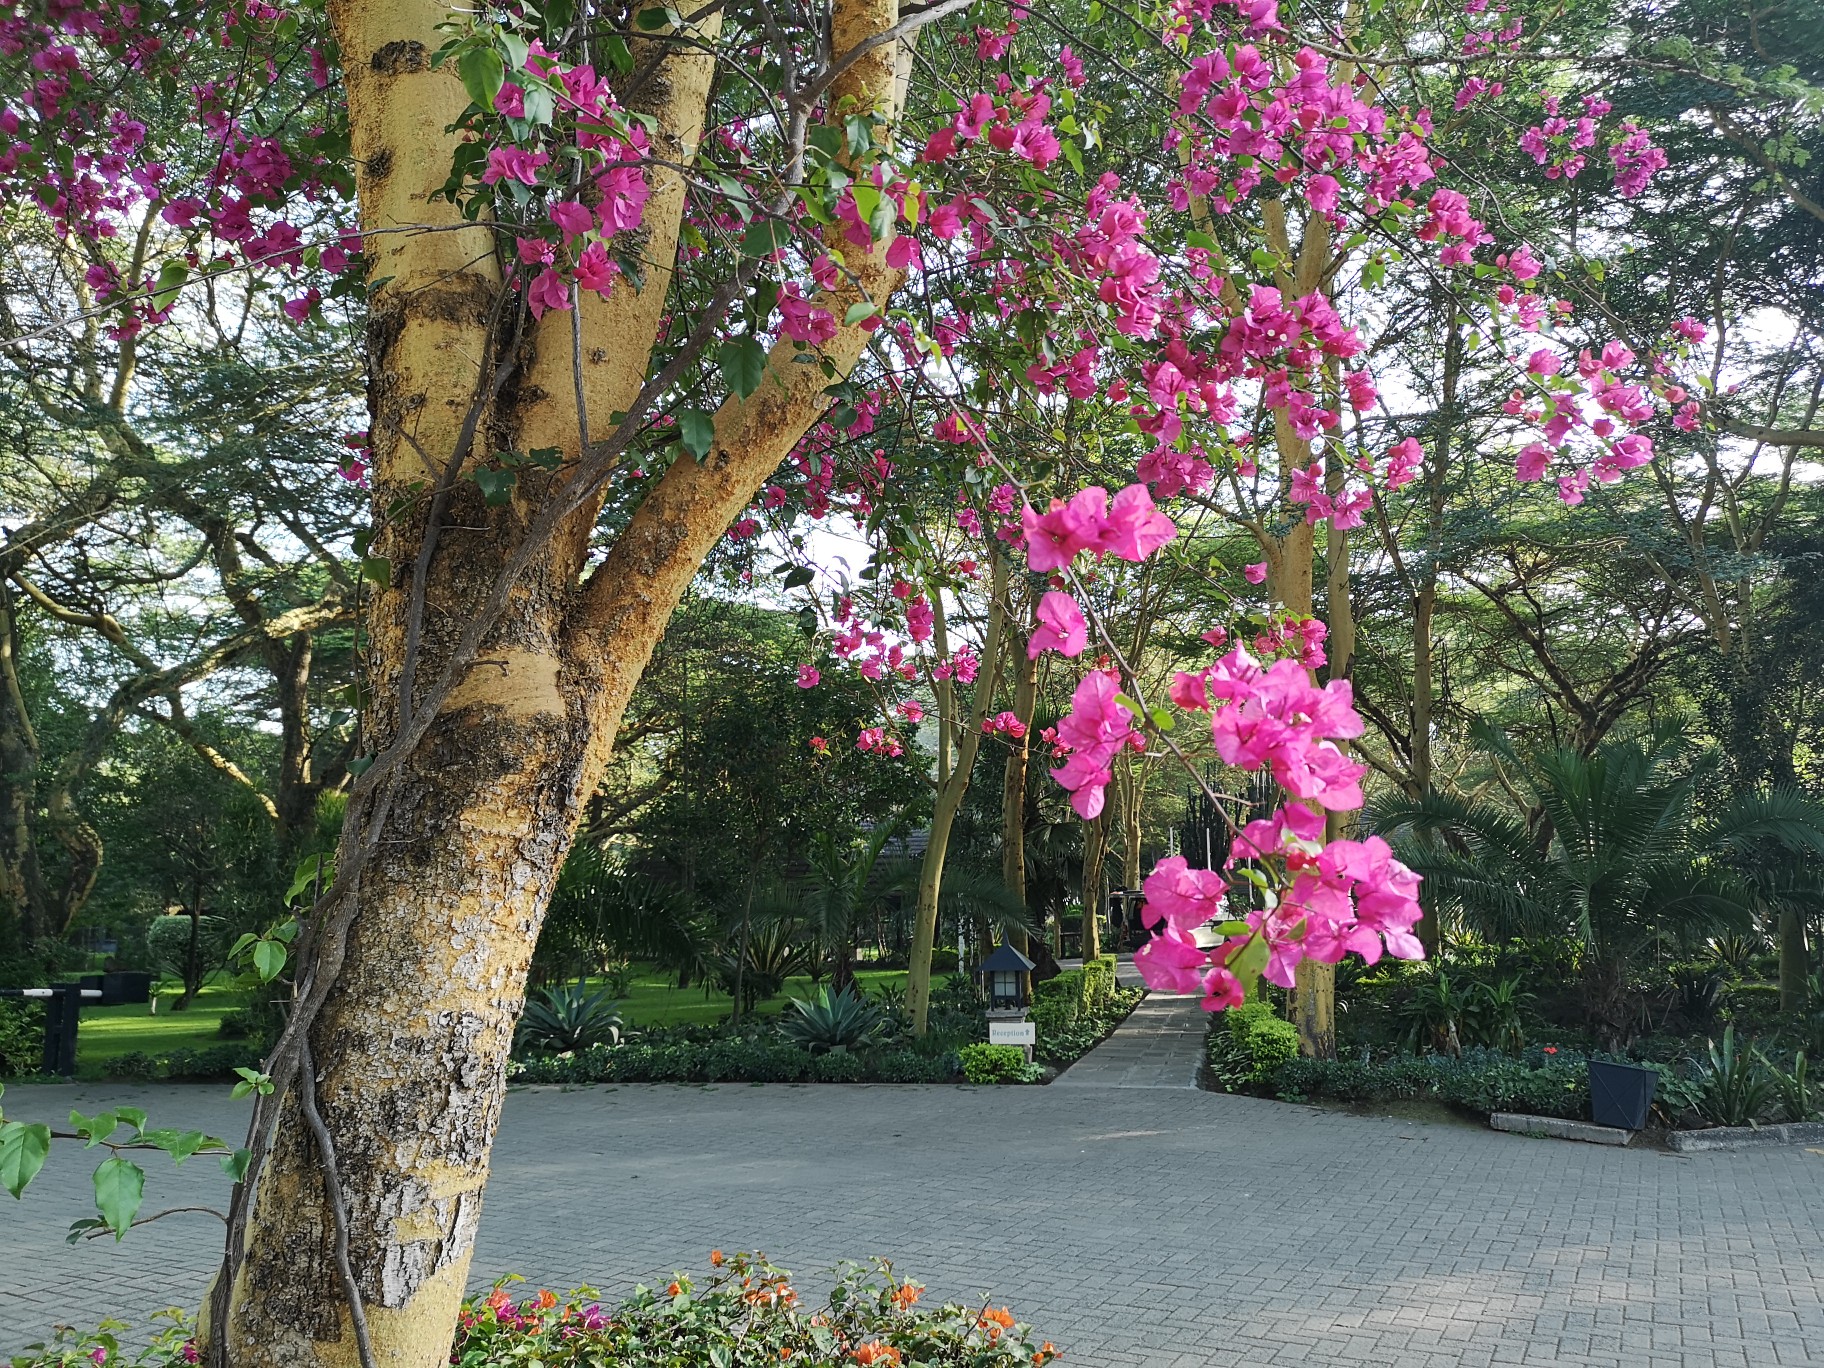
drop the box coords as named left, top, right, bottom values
left=359, top=554, right=392, bottom=587
left=71, top=1110, right=120, bottom=1148
left=472, top=466, right=517, bottom=506
left=1148, top=708, right=1176, bottom=732
left=114, top=1107, right=147, bottom=1136
left=221, top=1148, right=253, bottom=1183
left=1113, top=692, right=1146, bottom=721
left=634, top=6, right=672, bottom=29
left=1214, top=920, right=1252, bottom=937
left=1185, top=229, right=1220, bottom=254
left=251, top=939, right=286, bottom=983
left=150, top=259, right=188, bottom=312
left=716, top=336, right=768, bottom=399
left=782, top=566, right=815, bottom=590
left=92, top=1158, right=145, bottom=1240
left=0, top=1120, right=51, bottom=1198
left=457, top=44, right=506, bottom=113
left=842, top=301, right=877, bottom=327
left=286, top=853, right=332, bottom=905
left=678, top=409, right=716, bottom=459
left=740, top=219, right=791, bottom=257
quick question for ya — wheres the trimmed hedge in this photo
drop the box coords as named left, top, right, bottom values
left=957, top=1042, right=1033, bottom=1083
left=1268, top=1049, right=1592, bottom=1120
left=1222, top=1001, right=1299, bottom=1084
left=511, top=1037, right=960, bottom=1085
left=1031, top=969, right=1084, bottom=1039
left=105, top=1043, right=266, bottom=1082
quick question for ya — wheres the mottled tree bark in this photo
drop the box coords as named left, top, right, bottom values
left=219, top=0, right=909, bottom=1362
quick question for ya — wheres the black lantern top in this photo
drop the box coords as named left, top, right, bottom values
left=976, top=942, right=1036, bottom=976
left=976, top=941, right=1035, bottom=1011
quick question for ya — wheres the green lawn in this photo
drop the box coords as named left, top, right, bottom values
left=75, top=981, right=249, bottom=1075
left=605, top=964, right=934, bottom=1027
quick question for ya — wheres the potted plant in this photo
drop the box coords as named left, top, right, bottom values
left=1588, top=1056, right=1658, bottom=1130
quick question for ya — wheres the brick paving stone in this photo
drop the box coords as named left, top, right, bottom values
left=2, top=1066, right=1822, bottom=1365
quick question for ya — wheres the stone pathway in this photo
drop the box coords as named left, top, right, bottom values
left=1052, top=991, right=1206, bottom=1089
left=5, top=1058, right=1823, bottom=1366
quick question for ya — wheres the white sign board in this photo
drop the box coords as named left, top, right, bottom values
left=988, top=1020, right=1036, bottom=1046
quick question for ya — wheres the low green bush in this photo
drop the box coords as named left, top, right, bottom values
left=12, top=1254, right=1058, bottom=1368
left=104, top=1043, right=265, bottom=1082
left=0, top=998, right=43, bottom=1076
left=957, top=1042, right=1029, bottom=1084
left=1034, top=985, right=1144, bottom=1068
left=1224, top=1001, right=1299, bottom=1084
left=1030, top=970, right=1083, bottom=1039
left=509, top=1037, right=958, bottom=1085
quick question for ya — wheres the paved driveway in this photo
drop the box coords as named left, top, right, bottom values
left=3, top=1070, right=1820, bottom=1366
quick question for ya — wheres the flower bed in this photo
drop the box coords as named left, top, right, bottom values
left=14, top=1256, right=1059, bottom=1367
left=511, top=1036, right=960, bottom=1085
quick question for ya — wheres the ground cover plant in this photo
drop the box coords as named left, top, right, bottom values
left=10, top=1256, right=1060, bottom=1368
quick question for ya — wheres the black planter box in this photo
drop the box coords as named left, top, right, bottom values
left=1588, top=1059, right=1658, bottom=1131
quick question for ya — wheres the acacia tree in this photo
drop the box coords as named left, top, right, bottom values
left=0, top=0, right=1761, bottom=1361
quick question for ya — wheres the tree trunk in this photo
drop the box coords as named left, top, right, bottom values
left=218, top=0, right=910, bottom=1360
left=0, top=583, right=46, bottom=948
left=1779, top=904, right=1809, bottom=1015
left=1410, top=318, right=1457, bottom=957
left=906, top=557, right=1008, bottom=1035
left=1000, top=634, right=1038, bottom=953
left=1080, top=809, right=1109, bottom=962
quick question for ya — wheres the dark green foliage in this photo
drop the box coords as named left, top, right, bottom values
left=957, top=1043, right=1031, bottom=1084
left=1692, top=1025, right=1778, bottom=1127
left=1034, top=985, right=1143, bottom=1067
left=1209, top=1001, right=1300, bottom=1088
left=1269, top=1050, right=1592, bottom=1120
left=0, top=999, right=42, bottom=1076
left=515, top=983, right=624, bottom=1056
left=508, top=1037, right=958, bottom=1085
left=1030, top=969, right=1083, bottom=1040
left=778, top=986, right=887, bottom=1054
left=103, top=1043, right=266, bottom=1081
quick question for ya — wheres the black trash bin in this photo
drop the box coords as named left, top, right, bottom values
left=1588, top=1058, right=1658, bottom=1130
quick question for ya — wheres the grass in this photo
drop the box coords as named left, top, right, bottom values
left=74, top=980, right=249, bottom=1076
left=580, top=965, right=938, bottom=1028
left=60, top=966, right=942, bottom=1075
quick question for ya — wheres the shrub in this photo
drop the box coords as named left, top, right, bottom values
left=1692, top=1025, right=1779, bottom=1127
left=1030, top=970, right=1083, bottom=1040
left=1226, top=1001, right=1299, bottom=1083
left=102, top=1043, right=265, bottom=1082
left=508, top=1038, right=958, bottom=1085
left=929, top=949, right=960, bottom=973
left=10, top=1256, right=1058, bottom=1368
left=958, top=1043, right=1028, bottom=1084
left=0, top=998, right=43, bottom=1076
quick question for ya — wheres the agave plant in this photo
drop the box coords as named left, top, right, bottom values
left=1767, top=1050, right=1817, bottom=1123
left=1692, top=1025, right=1778, bottom=1127
left=516, top=982, right=624, bottom=1056
left=779, top=986, right=886, bottom=1054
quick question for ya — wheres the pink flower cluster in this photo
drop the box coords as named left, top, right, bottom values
left=1050, top=670, right=1145, bottom=819
left=1022, top=484, right=1177, bottom=572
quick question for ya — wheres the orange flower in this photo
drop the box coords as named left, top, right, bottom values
left=978, top=1307, right=1016, bottom=1331
left=666, top=1281, right=682, bottom=1297
left=711, top=1249, right=726, bottom=1267
left=891, top=1283, right=923, bottom=1310
left=852, top=1345, right=902, bottom=1366
left=536, top=1290, right=558, bottom=1311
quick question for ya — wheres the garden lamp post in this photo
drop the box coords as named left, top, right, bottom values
left=977, top=941, right=1035, bottom=1011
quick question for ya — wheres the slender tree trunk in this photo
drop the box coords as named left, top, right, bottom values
left=1080, top=809, right=1109, bottom=962
left=1779, top=905, right=1809, bottom=1015
left=0, top=584, right=46, bottom=947
left=218, top=0, right=909, bottom=1360
left=1000, top=634, right=1038, bottom=953
left=906, top=557, right=1009, bottom=1034
left=1411, top=319, right=1457, bottom=956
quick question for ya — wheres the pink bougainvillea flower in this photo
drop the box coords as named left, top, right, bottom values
left=1029, top=590, right=1088, bottom=658
left=1134, top=925, right=1209, bottom=993
left=1141, top=856, right=1227, bottom=932
left=795, top=665, right=820, bottom=689
left=1243, top=561, right=1268, bottom=585
left=1098, top=483, right=1177, bottom=561
left=1022, top=487, right=1108, bottom=571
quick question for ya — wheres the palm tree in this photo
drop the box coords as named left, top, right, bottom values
left=1374, top=729, right=1824, bottom=1045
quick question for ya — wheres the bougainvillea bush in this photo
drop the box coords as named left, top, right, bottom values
left=9, top=1256, right=1057, bottom=1368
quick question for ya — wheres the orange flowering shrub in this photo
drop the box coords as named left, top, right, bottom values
left=444, top=1254, right=1057, bottom=1366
